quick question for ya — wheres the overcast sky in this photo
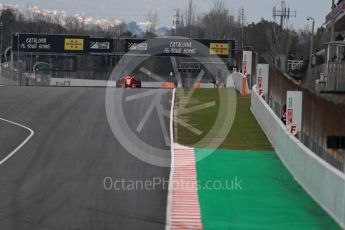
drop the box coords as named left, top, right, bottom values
left=3, top=0, right=331, bottom=30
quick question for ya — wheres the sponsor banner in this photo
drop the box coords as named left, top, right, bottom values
left=125, top=39, right=148, bottom=52
left=124, top=38, right=235, bottom=58
left=287, top=108, right=293, bottom=125
left=178, top=62, right=201, bottom=70
left=12, top=33, right=88, bottom=54
left=242, top=51, right=252, bottom=75
left=256, top=64, right=269, bottom=97
left=209, top=43, right=229, bottom=56
left=257, top=76, right=263, bottom=96
left=64, top=38, right=84, bottom=51
left=89, top=38, right=114, bottom=53
left=286, top=91, right=303, bottom=133
left=289, top=123, right=298, bottom=136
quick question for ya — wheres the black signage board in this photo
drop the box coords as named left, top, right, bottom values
left=12, top=33, right=89, bottom=54
left=88, top=38, right=114, bottom=53
left=124, top=38, right=236, bottom=58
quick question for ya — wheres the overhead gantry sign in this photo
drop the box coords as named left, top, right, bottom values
left=124, top=38, right=235, bottom=58
left=12, top=33, right=114, bottom=54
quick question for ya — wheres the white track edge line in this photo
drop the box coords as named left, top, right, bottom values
left=0, top=117, right=34, bottom=165
left=165, top=88, right=176, bottom=230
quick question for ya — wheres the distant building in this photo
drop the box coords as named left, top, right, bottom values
left=325, top=0, right=345, bottom=35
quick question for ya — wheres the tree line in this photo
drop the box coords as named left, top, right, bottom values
left=0, top=1, right=333, bottom=65
left=169, top=0, right=331, bottom=63
left=0, top=7, right=135, bottom=51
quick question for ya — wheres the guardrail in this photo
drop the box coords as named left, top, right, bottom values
left=251, top=85, right=345, bottom=228
left=1, top=68, right=51, bottom=86
left=1, top=66, right=19, bottom=83
left=288, top=60, right=304, bottom=71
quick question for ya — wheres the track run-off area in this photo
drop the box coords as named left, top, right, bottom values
left=0, top=85, right=341, bottom=230
left=169, top=89, right=340, bottom=230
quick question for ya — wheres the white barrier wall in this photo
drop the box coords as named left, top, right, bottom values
left=251, top=85, right=345, bottom=229
left=50, top=78, right=116, bottom=87
left=229, top=72, right=242, bottom=92
left=50, top=78, right=216, bottom=88
left=228, top=72, right=251, bottom=94
left=50, top=78, right=165, bottom=88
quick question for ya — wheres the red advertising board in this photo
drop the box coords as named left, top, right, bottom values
left=290, top=123, right=297, bottom=136
left=258, top=76, right=263, bottom=88
left=257, top=76, right=263, bottom=96
left=287, top=108, right=293, bottom=125
left=242, top=61, right=247, bottom=74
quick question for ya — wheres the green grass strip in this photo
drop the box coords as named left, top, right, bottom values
left=195, top=148, right=340, bottom=230
left=175, top=89, right=272, bottom=150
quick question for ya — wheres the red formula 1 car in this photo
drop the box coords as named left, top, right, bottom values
left=117, top=74, right=142, bottom=88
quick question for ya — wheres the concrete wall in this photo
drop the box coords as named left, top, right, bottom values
left=50, top=78, right=116, bottom=87
left=251, top=85, right=345, bottom=229
left=50, top=78, right=216, bottom=88
left=268, top=65, right=345, bottom=171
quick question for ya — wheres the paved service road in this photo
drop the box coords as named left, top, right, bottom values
left=0, top=86, right=172, bottom=230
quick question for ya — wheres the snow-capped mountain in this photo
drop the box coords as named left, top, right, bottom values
left=0, top=3, right=169, bottom=36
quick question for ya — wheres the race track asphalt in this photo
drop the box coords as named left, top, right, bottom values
left=0, top=86, right=172, bottom=230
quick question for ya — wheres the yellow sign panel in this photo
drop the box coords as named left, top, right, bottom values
left=209, top=43, right=229, bottom=56
left=64, top=38, right=84, bottom=51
